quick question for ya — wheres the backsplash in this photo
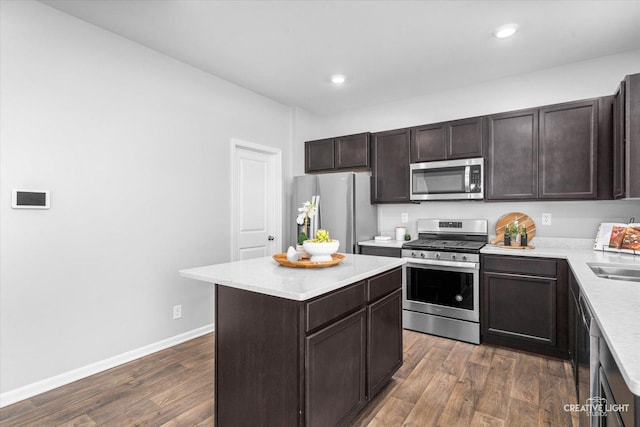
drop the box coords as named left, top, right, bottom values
left=378, top=200, right=640, bottom=241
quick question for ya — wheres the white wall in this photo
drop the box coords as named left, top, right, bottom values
left=293, top=50, right=640, bottom=238
left=0, top=1, right=292, bottom=398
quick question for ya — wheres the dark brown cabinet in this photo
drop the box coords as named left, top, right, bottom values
left=305, top=133, right=370, bottom=173
left=613, top=73, right=640, bottom=199
left=359, top=245, right=402, bottom=258
left=485, top=109, right=539, bottom=200
left=306, top=309, right=367, bottom=426
left=613, top=81, right=626, bottom=199
left=371, top=128, right=411, bottom=203
left=410, top=117, right=483, bottom=162
left=367, top=288, right=402, bottom=398
left=214, top=267, right=402, bottom=426
left=481, top=255, right=568, bottom=359
left=486, top=99, right=606, bottom=201
left=539, top=100, right=598, bottom=199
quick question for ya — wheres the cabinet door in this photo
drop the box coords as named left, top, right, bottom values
left=613, top=82, right=626, bottom=199
left=367, top=289, right=402, bottom=399
left=306, top=308, right=366, bottom=427
left=335, top=133, right=370, bottom=169
left=485, top=109, right=539, bottom=200
left=371, top=128, right=410, bottom=203
left=410, top=123, right=446, bottom=162
left=626, top=73, right=640, bottom=198
left=305, top=138, right=335, bottom=172
left=447, top=117, right=483, bottom=159
left=482, top=271, right=557, bottom=346
left=539, top=100, right=598, bottom=199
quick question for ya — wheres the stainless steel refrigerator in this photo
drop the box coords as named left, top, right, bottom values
left=292, top=172, right=378, bottom=254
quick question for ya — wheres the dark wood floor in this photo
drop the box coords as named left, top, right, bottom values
left=0, top=330, right=578, bottom=426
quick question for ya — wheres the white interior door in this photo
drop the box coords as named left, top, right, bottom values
left=231, top=140, right=282, bottom=261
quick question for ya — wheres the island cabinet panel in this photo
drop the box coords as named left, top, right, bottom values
left=367, top=289, right=402, bottom=398
left=371, top=128, right=411, bottom=203
left=539, top=99, right=598, bottom=199
left=306, top=309, right=367, bottom=427
left=213, top=266, right=403, bottom=426
left=481, top=255, right=568, bottom=359
left=215, top=285, right=300, bottom=427
left=306, top=281, right=365, bottom=332
left=485, top=109, right=539, bottom=200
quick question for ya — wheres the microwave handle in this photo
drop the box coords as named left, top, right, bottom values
left=464, top=165, right=471, bottom=192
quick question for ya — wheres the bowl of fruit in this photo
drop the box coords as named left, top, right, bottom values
left=302, top=229, right=340, bottom=262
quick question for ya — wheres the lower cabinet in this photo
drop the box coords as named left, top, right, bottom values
left=359, top=245, right=402, bottom=258
left=215, top=267, right=403, bottom=426
left=306, top=309, right=367, bottom=427
left=481, top=255, right=568, bottom=359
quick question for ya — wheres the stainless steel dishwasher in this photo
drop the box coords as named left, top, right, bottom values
left=578, top=293, right=602, bottom=427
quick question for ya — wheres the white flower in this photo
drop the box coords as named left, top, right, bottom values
left=296, top=201, right=316, bottom=225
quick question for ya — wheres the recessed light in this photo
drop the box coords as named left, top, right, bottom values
left=330, top=74, right=346, bottom=84
left=493, top=24, right=519, bottom=39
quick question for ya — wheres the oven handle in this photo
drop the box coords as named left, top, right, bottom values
left=404, top=257, right=479, bottom=270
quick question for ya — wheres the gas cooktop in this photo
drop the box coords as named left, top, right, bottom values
left=402, top=239, right=486, bottom=252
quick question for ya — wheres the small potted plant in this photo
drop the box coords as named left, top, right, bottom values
left=507, top=223, right=521, bottom=246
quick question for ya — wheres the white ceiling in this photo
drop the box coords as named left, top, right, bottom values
left=40, top=0, right=640, bottom=115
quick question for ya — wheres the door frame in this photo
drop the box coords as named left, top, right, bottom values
left=230, top=139, right=283, bottom=261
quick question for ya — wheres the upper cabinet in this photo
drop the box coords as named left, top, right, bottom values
left=485, top=109, right=539, bottom=200
left=410, top=117, right=483, bottom=162
left=614, top=73, right=640, bottom=199
left=305, top=133, right=370, bottom=173
left=371, top=128, right=411, bottom=203
left=486, top=99, right=605, bottom=201
left=538, top=100, right=598, bottom=199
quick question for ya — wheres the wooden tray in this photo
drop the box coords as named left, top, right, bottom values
left=273, top=253, right=345, bottom=268
left=490, top=212, right=536, bottom=245
left=491, top=243, right=536, bottom=250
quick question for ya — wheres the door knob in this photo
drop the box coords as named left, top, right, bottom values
left=268, top=235, right=275, bottom=241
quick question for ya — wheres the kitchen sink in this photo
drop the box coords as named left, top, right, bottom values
left=587, top=263, right=640, bottom=282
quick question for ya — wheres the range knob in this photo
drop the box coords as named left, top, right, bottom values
left=411, top=252, right=417, bottom=258
left=420, top=252, right=426, bottom=258
left=435, top=252, right=441, bottom=259
left=462, top=255, right=468, bottom=261
left=451, top=254, right=457, bottom=260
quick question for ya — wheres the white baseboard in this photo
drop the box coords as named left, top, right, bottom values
left=0, top=323, right=214, bottom=408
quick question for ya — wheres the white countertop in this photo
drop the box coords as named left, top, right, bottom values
left=481, top=242, right=640, bottom=395
left=358, top=239, right=407, bottom=248
left=179, top=253, right=405, bottom=301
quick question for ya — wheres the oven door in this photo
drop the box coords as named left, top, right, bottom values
left=403, top=259, right=479, bottom=322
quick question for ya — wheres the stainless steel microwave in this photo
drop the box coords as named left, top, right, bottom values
left=410, top=158, right=484, bottom=201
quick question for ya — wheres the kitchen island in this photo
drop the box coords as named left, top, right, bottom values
left=180, top=254, right=405, bottom=426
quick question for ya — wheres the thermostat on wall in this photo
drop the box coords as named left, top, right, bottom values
left=12, top=189, right=50, bottom=209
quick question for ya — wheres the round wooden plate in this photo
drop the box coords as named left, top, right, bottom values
left=273, top=253, right=345, bottom=268
left=490, top=212, right=536, bottom=245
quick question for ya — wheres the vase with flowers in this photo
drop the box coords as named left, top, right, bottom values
left=296, top=199, right=317, bottom=257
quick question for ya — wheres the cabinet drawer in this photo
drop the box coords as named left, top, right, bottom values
left=483, top=255, right=557, bottom=277
left=360, top=245, right=401, bottom=258
left=306, top=281, right=366, bottom=332
left=367, top=268, right=402, bottom=303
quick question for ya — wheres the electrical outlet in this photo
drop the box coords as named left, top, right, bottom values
left=401, top=213, right=408, bottom=223
left=173, top=305, right=182, bottom=320
left=542, top=213, right=552, bottom=226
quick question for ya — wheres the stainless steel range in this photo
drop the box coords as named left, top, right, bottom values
left=402, top=219, right=488, bottom=344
